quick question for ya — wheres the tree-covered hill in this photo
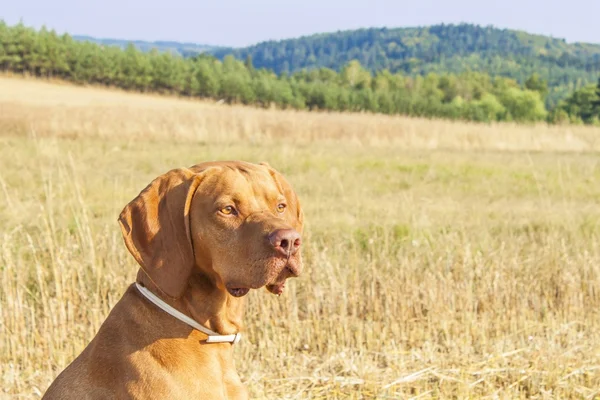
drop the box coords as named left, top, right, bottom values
left=2, top=21, right=599, bottom=125
left=64, top=24, right=600, bottom=107
left=211, top=24, right=600, bottom=106
left=73, top=35, right=218, bottom=57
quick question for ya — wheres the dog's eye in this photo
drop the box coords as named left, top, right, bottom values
left=277, top=203, right=286, bottom=213
left=220, top=206, right=237, bottom=215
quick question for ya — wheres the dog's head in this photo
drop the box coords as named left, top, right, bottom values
left=118, top=161, right=304, bottom=299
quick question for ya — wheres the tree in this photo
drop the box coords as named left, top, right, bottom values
left=220, top=73, right=255, bottom=104
left=498, top=88, right=547, bottom=122
left=525, top=73, right=548, bottom=99
left=557, top=84, right=599, bottom=123
left=244, top=55, right=254, bottom=74
left=194, top=60, right=220, bottom=97
left=591, top=77, right=600, bottom=115
left=340, top=60, right=371, bottom=89
left=1, top=20, right=595, bottom=125
left=120, top=43, right=153, bottom=91
left=464, top=93, right=507, bottom=122
left=210, top=22, right=600, bottom=110
left=438, top=75, right=458, bottom=103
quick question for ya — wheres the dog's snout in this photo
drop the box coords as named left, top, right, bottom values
left=268, top=229, right=301, bottom=256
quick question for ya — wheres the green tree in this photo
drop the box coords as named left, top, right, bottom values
left=194, top=60, right=220, bottom=97
left=341, top=60, right=371, bottom=89
left=557, top=84, right=599, bottom=123
left=498, top=88, right=547, bottom=122
left=464, top=93, right=507, bottom=122
left=220, top=73, right=255, bottom=104
left=591, top=77, right=600, bottom=115
left=211, top=22, right=600, bottom=108
left=1, top=21, right=595, bottom=125
left=119, top=43, right=153, bottom=90
left=244, top=55, right=254, bottom=75
left=525, top=73, right=548, bottom=99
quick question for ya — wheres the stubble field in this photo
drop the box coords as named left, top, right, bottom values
left=1, top=76, right=599, bottom=399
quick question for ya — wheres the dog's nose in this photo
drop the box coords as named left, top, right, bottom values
left=268, top=229, right=301, bottom=256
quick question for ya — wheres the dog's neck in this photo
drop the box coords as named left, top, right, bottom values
left=136, top=270, right=245, bottom=337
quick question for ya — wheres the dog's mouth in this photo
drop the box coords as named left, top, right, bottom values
left=226, top=279, right=286, bottom=297
left=225, top=257, right=301, bottom=298
left=226, top=287, right=250, bottom=297
left=265, top=261, right=300, bottom=296
left=266, top=281, right=286, bottom=295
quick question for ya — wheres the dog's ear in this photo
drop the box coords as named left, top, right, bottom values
left=261, top=164, right=304, bottom=232
left=118, top=168, right=206, bottom=299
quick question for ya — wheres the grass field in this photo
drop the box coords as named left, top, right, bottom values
left=1, top=76, right=600, bottom=399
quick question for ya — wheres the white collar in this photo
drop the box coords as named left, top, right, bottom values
left=135, top=282, right=242, bottom=344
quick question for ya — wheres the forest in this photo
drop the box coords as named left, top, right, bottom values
left=213, top=24, right=600, bottom=108
left=1, top=21, right=599, bottom=124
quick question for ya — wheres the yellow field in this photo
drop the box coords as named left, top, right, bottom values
left=1, top=76, right=599, bottom=399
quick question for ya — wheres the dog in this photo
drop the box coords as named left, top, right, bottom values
left=42, top=160, right=304, bottom=399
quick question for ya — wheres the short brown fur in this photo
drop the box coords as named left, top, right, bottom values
left=42, top=161, right=304, bottom=400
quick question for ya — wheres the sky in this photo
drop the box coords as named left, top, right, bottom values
left=3, top=0, right=600, bottom=48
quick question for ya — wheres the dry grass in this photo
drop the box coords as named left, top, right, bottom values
left=2, top=75, right=600, bottom=152
left=1, top=75, right=600, bottom=399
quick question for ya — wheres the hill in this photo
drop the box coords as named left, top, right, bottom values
left=2, top=21, right=599, bottom=124
left=73, top=35, right=218, bottom=57
left=211, top=24, right=600, bottom=105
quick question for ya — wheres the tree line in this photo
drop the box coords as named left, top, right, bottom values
left=0, top=21, right=598, bottom=124
left=212, top=23, right=600, bottom=108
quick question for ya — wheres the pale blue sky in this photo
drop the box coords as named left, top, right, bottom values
left=3, top=0, right=599, bottom=47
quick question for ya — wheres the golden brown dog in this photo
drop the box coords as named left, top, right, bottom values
left=42, top=161, right=304, bottom=400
